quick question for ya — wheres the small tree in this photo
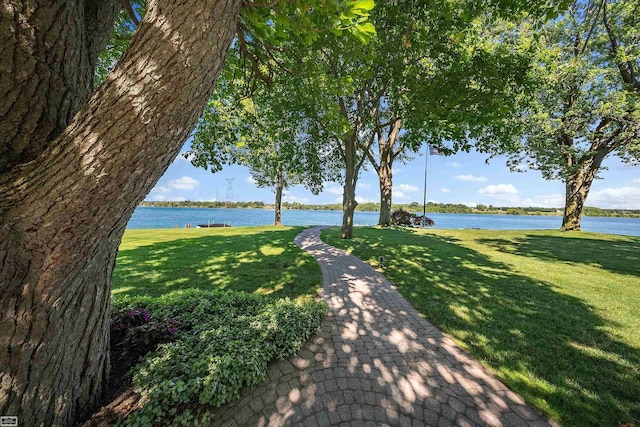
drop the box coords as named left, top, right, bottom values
left=188, top=77, right=329, bottom=225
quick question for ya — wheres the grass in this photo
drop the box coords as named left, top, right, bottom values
left=112, top=226, right=321, bottom=303
left=321, top=226, right=640, bottom=427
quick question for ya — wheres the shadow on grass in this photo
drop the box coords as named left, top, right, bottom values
left=325, top=227, right=640, bottom=426
left=477, top=233, right=640, bottom=277
left=112, top=228, right=321, bottom=302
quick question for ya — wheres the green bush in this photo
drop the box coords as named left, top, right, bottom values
left=112, top=289, right=326, bottom=426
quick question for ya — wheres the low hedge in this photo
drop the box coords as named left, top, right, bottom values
left=111, top=289, right=326, bottom=426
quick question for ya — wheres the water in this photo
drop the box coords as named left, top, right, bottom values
left=126, top=206, right=640, bottom=237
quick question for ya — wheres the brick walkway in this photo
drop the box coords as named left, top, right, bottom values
left=207, top=226, right=552, bottom=426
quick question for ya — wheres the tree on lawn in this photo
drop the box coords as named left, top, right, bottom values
left=0, top=1, right=374, bottom=424
left=279, top=0, right=571, bottom=234
left=360, top=1, right=539, bottom=226
left=478, top=0, right=640, bottom=230
left=188, top=76, right=331, bottom=226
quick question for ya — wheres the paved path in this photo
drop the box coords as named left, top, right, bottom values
left=207, top=227, right=552, bottom=426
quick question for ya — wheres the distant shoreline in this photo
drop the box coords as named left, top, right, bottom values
left=139, top=201, right=640, bottom=218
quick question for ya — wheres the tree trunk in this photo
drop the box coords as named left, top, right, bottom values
left=561, top=171, right=593, bottom=231
left=377, top=153, right=394, bottom=226
left=0, top=1, right=242, bottom=425
left=341, top=136, right=359, bottom=239
left=374, top=119, right=401, bottom=226
left=274, top=169, right=283, bottom=226
left=0, top=0, right=121, bottom=173
left=561, top=153, right=607, bottom=231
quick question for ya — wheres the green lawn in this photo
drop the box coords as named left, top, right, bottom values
left=109, top=226, right=324, bottom=424
left=322, top=227, right=640, bottom=427
left=113, top=226, right=321, bottom=302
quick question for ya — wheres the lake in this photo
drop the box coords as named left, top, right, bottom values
left=127, top=206, right=640, bottom=237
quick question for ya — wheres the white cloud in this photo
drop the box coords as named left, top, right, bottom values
left=588, top=183, right=640, bottom=209
left=245, top=176, right=257, bottom=184
left=356, top=195, right=376, bottom=204
left=478, top=184, right=518, bottom=195
left=392, top=167, right=403, bottom=175
left=455, top=174, right=487, bottom=182
left=441, top=187, right=451, bottom=193
left=397, top=183, right=419, bottom=192
left=447, top=162, right=462, bottom=168
left=152, top=185, right=172, bottom=193
left=394, top=190, right=407, bottom=200
left=358, top=182, right=373, bottom=189
left=326, top=186, right=343, bottom=195
left=168, top=176, right=200, bottom=190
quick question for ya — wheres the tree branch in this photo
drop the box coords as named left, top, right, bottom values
left=236, top=21, right=273, bottom=83
left=602, top=1, right=640, bottom=91
left=579, top=0, right=604, bottom=55
left=119, top=0, right=140, bottom=26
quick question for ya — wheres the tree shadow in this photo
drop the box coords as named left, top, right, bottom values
left=112, top=228, right=321, bottom=302
left=313, top=227, right=640, bottom=426
left=477, top=232, right=640, bottom=277
left=109, top=227, right=639, bottom=426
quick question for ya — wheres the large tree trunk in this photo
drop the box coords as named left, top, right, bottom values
left=0, top=0, right=121, bottom=173
left=561, top=171, right=595, bottom=231
left=0, top=1, right=242, bottom=425
left=274, top=169, right=283, bottom=226
left=373, top=118, right=401, bottom=226
left=561, top=152, right=607, bottom=231
left=341, top=136, right=359, bottom=239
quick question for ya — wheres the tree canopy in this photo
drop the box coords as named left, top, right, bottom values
left=476, top=0, right=640, bottom=230
left=239, top=0, right=571, bottom=236
left=188, top=73, right=335, bottom=224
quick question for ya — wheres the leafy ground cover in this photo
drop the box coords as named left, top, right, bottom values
left=112, top=290, right=324, bottom=426
left=321, top=227, right=640, bottom=427
left=91, top=226, right=324, bottom=425
left=113, top=226, right=321, bottom=302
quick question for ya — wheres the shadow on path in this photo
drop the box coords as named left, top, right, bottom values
left=324, top=226, right=640, bottom=426
left=203, top=227, right=555, bottom=426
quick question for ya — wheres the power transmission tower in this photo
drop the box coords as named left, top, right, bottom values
left=225, top=179, right=234, bottom=205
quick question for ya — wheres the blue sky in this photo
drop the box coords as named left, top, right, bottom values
left=148, top=138, right=640, bottom=210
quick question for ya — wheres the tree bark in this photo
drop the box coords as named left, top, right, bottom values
left=378, top=159, right=393, bottom=226
left=561, top=151, right=607, bottom=231
left=0, top=0, right=242, bottom=425
left=341, top=135, right=359, bottom=239
left=0, top=0, right=121, bottom=173
left=376, top=119, right=401, bottom=226
left=274, top=169, right=283, bottom=226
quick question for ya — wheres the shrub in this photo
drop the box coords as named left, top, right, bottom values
left=390, top=209, right=435, bottom=227
left=390, top=208, right=414, bottom=226
left=112, top=289, right=325, bottom=426
left=110, top=308, right=178, bottom=367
